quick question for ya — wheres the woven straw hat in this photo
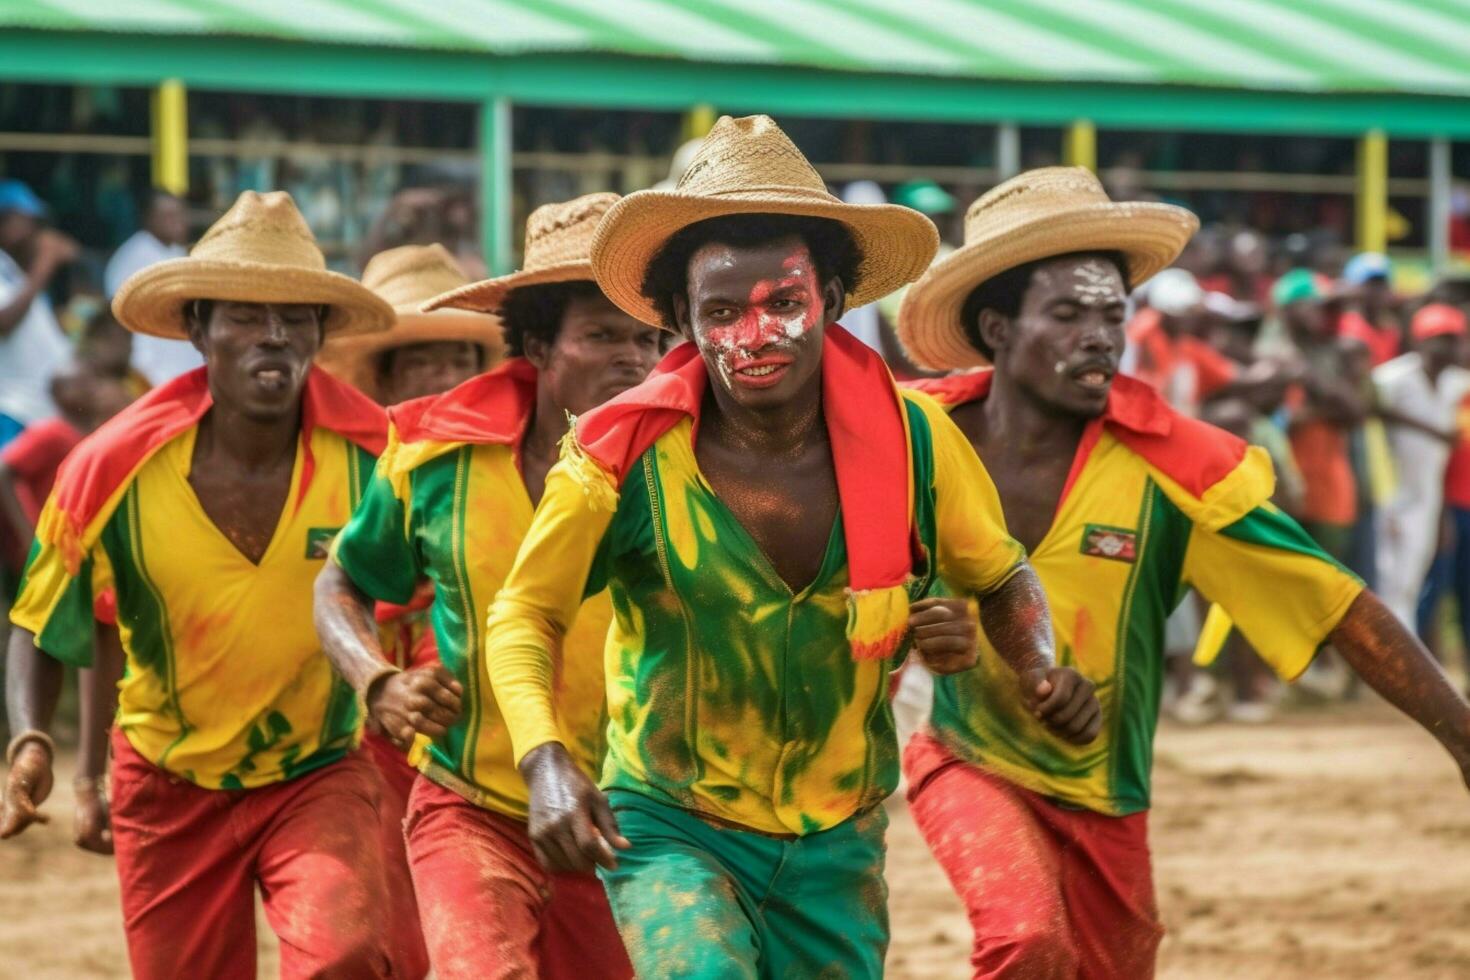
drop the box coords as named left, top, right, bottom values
left=316, top=243, right=504, bottom=397
left=899, top=167, right=1199, bottom=371
left=113, top=190, right=394, bottom=340
left=424, top=193, right=619, bottom=314
left=589, top=115, right=939, bottom=328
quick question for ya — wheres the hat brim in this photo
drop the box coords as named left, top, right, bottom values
left=113, top=257, right=396, bottom=340
left=588, top=189, right=939, bottom=328
left=422, top=260, right=595, bottom=314
left=315, top=307, right=505, bottom=397
left=898, top=201, right=1198, bottom=371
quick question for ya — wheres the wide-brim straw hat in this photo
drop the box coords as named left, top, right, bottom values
left=316, top=243, right=504, bottom=396
left=589, top=114, right=939, bottom=329
left=424, top=193, right=620, bottom=314
left=899, top=167, right=1199, bottom=371
left=114, top=190, right=394, bottom=340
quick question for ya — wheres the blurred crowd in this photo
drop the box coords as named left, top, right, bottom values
left=3, top=164, right=1470, bottom=726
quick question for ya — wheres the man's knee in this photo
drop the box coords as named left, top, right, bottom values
left=971, top=919, right=1078, bottom=980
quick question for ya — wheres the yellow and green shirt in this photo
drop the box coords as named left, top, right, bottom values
left=12, top=424, right=375, bottom=789
left=918, top=373, right=1364, bottom=815
left=487, top=391, right=1024, bottom=836
left=331, top=420, right=612, bottom=820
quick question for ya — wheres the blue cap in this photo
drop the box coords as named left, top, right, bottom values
left=0, top=179, right=46, bottom=218
left=1343, top=252, right=1391, bottom=285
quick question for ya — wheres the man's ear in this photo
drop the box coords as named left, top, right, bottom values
left=672, top=293, right=694, bottom=339
left=823, top=277, right=846, bottom=324
left=186, top=315, right=207, bottom=356
left=523, top=332, right=550, bottom=370
left=978, top=309, right=1009, bottom=358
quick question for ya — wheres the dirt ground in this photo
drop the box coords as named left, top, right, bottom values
left=2, top=701, right=1468, bottom=979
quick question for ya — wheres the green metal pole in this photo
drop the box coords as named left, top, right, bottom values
left=480, top=97, right=513, bottom=275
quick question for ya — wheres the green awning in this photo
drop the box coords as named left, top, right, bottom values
left=3, top=0, right=1469, bottom=97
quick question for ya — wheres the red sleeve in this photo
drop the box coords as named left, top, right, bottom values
left=1186, top=339, right=1239, bottom=398
left=1, top=420, right=81, bottom=480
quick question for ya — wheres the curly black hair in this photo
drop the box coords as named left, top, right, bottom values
left=498, top=280, right=604, bottom=357
left=960, top=251, right=1130, bottom=360
left=640, top=213, right=863, bottom=332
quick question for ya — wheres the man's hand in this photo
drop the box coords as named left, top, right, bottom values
left=365, top=665, right=464, bottom=750
left=1020, top=667, right=1102, bottom=744
left=33, top=229, right=79, bottom=272
left=73, top=777, right=112, bottom=855
left=520, top=742, right=629, bottom=874
left=1, top=740, right=55, bottom=839
left=908, top=597, right=979, bottom=675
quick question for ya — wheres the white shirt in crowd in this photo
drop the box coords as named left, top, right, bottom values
left=105, top=229, right=200, bottom=385
left=0, top=248, right=70, bottom=425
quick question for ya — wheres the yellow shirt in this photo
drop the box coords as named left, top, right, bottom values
left=13, top=424, right=375, bottom=788
left=331, top=430, right=611, bottom=819
left=486, top=391, right=1024, bottom=835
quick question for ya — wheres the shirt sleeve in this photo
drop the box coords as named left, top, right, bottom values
left=330, top=456, right=421, bottom=605
left=1, top=422, right=68, bottom=478
left=484, top=457, right=617, bottom=765
left=1188, top=339, right=1239, bottom=398
left=1184, top=502, right=1364, bottom=679
left=918, top=394, right=1028, bottom=597
left=9, top=498, right=107, bottom=667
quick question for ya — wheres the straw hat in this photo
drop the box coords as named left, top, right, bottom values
left=589, top=114, right=939, bottom=328
left=316, top=243, right=504, bottom=397
left=424, top=193, right=620, bottom=314
left=113, top=190, right=394, bottom=340
left=898, top=167, right=1199, bottom=371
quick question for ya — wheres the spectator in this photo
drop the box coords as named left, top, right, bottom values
left=0, top=179, right=76, bottom=447
left=1373, top=304, right=1470, bottom=627
left=0, top=360, right=131, bottom=577
left=1337, top=252, right=1403, bottom=368
left=103, top=189, right=198, bottom=385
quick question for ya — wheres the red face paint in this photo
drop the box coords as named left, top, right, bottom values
left=705, top=251, right=823, bottom=389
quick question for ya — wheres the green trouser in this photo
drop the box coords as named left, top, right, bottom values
left=598, top=789, right=890, bottom=979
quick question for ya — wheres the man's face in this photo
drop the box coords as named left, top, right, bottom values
left=675, top=236, right=838, bottom=412
left=986, top=254, right=1127, bottom=419
left=0, top=211, right=38, bottom=259
left=1418, top=332, right=1462, bottom=372
left=148, top=196, right=188, bottom=247
left=1284, top=301, right=1328, bottom=342
left=528, top=291, right=662, bottom=418
left=381, top=339, right=482, bottom=406
left=191, top=301, right=323, bottom=422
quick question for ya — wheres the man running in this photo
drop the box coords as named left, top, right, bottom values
left=484, top=116, right=1097, bottom=978
left=897, top=167, right=1470, bottom=979
left=2, top=191, right=417, bottom=979
left=315, top=194, right=660, bottom=978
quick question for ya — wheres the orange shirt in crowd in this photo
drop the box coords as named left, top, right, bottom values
left=1290, top=418, right=1358, bottom=527
left=1337, top=310, right=1400, bottom=368
left=1126, top=308, right=1237, bottom=413
left=1444, top=394, right=1470, bottom=510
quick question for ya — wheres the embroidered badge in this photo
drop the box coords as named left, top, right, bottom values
left=305, top=527, right=341, bottom=559
left=1080, top=524, right=1136, bottom=563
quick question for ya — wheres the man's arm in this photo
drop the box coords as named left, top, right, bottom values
left=313, top=561, right=461, bottom=749
left=0, top=462, right=34, bottom=549
left=486, top=457, right=624, bottom=873
left=919, top=394, right=1102, bottom=743
left=0, top=230, right=76, bottom=337
left=1, top=627, right=65, bottom=838
left=73, top=622, right=124, bottom=854
left=1332, top=591, right=1470, bottom=789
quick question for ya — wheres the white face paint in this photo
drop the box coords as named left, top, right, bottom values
left=1071, top=258, right=1123, bottom=304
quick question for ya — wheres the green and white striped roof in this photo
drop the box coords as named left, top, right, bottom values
left=2, top=0, right=1468, bottom=96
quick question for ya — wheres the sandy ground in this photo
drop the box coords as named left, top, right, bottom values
left=2, top=701, right=1467, bottom=979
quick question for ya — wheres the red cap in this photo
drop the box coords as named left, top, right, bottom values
left=1412, top=303, right=1467, bottom=342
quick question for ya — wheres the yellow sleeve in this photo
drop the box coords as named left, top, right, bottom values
left=485, top=456, right=617, bottom=765
left=915, top=392, right=1027, bottom=596
left=10, top=499, right=108, bottom=666
left=1183, top=502, right=1364, bottom=680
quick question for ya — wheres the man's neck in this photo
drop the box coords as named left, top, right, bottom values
left=197, top=401, right=301, bottom=470
left=522, top=387, right=568, bottom=464
left=979, top=373, right=1089, bottom=463
left=702, top=375, right=825, bottom=460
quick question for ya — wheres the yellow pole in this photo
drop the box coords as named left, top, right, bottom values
left=151, top=79, right=188, bottom=195
left=685, top=103, right=717, bottom=140
left=1356, top=129, right=1387, bottom=254
left=1064, top=119, right=1096, bottom=172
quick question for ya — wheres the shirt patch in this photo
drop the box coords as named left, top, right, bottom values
left=305, top=527, right=341, bottom=559
left=1080, top=524, right=1137, bottom=563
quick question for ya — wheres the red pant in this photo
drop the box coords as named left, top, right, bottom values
left=363, top=731, right=431, bottom=978
left=404, top=775, right=631, bottom=980
left=109, top=729, right=414, bottom=980
left=904, top=732, right=1164, bottom=979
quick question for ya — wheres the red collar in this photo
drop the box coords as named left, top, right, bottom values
left=908, top=370, right=1172, bottom=438
left=389, top=357, right=538, bottom=447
